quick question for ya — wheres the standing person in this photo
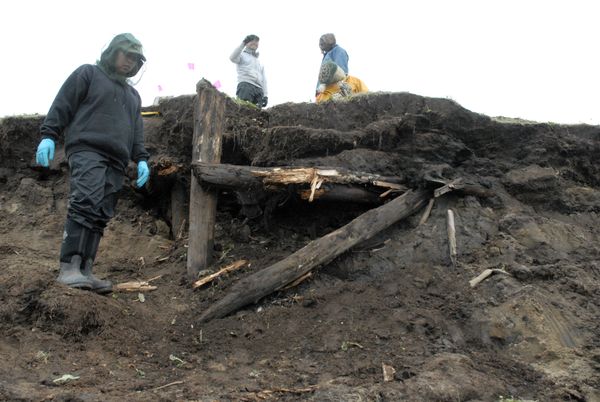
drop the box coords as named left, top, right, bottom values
left=230, top=34, right=268, bottom=108
left=35, top=33, right=150, bottom=294
left=316, top=33, right=349, bottom=95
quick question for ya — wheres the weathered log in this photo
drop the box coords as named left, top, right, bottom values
left=192, top=162, right=404, bottom=188
left=187, top=80, right=225, bottom=281
left=192, top=162, right=263, bottom=191
left=198, top=188, right=430, bottom=322
left=192, top=162, right=403, bottom=203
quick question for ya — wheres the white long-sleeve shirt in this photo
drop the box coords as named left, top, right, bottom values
left=229, top=44, right=268, bottom=96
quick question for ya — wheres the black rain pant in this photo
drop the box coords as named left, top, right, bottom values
left=236, top=82, right=263, bottom=106
left=59, top=151, right=124, bottom=263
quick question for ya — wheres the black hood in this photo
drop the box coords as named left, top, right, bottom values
left=97, top=33, right=146, bottom=80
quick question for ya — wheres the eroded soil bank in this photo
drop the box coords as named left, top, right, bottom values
left=1, top=91, right=599, bottom=401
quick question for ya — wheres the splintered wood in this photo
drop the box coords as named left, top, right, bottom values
left=382, top=363, right=396, bottom=382
left=114, top=275, right=162, bottom=292
left=192, top=260, right=248, bottom=289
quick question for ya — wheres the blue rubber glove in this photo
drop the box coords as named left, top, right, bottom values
left=136, top=161, right=149, bottom=188
left=36, top=138, right=55, bottom=167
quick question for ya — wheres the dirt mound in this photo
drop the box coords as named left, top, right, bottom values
left=1, top=91, right=600, bottom=401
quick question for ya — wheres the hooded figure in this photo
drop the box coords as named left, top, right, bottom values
left=35, top=33, right=150, bottom=294
left=98, top=33, right=146, bottom=81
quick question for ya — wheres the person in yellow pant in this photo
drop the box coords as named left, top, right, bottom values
left=316, top=61, right=368, bottom=103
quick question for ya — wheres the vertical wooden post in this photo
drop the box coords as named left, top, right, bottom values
left=187, top=79, right=225, bottom=281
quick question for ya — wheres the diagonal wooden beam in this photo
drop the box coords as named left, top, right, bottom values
left=198, top=188, right=430, bottom=322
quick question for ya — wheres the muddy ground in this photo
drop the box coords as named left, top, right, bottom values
left=1, top=91, right=600, bottom=401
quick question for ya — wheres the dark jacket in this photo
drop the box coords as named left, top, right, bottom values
left=40, top=64, right=148, bottom=170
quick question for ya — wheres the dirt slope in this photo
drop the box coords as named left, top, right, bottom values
left=1, top=91, right=599, bottom=401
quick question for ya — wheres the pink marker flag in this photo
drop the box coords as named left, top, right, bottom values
left=158, top=85, right=163, bottom=92
left=187, top=63, right=195, bottom=70
left=212, top=80, right=221, bottom=89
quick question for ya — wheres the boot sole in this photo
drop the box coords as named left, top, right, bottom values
left=92, top=286, right=113, bottom=295
left=64, top=282, right=93, bottom=290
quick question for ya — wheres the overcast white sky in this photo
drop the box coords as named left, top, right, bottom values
left=2, top=0, right=599, bottom=124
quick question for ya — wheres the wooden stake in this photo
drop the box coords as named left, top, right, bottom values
left=418, top=198, right=435, bottom=225
left=447, top=209, right=457, bottom=267
left=187, top=79, right=225, bottom=281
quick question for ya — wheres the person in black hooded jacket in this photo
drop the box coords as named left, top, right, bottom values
left=35, top=33, right=150, bottom=294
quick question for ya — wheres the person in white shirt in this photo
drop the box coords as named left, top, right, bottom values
left=230, top=34, right=268, bottom=107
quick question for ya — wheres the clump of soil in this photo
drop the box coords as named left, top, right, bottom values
left=1, top=91, right=600, bottom=401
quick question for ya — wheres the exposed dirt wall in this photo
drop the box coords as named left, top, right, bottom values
left=1, top=92, right=599, bottom=401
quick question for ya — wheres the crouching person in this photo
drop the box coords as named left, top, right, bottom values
left=35, top=33, right=150, bottom=294
left=316, top=61, right=368, bottom=103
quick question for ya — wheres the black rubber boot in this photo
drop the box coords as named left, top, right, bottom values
left=57, top=219, right=93, bottom=289
left=57, top=255, right=93, bottom=289
left=81, top=229, right=113, bottom=295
